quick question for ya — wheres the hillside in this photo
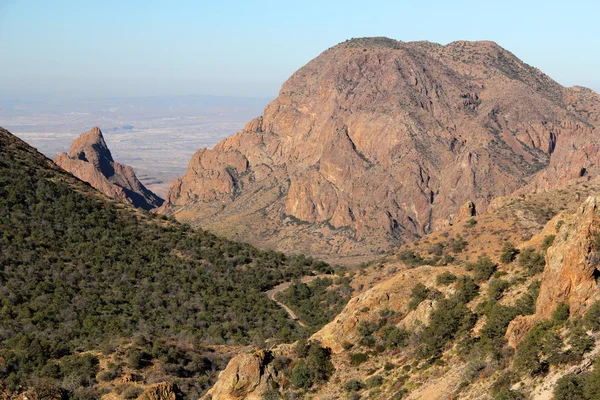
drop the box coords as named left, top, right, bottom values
left=0, top=127, right=333, bottom=399
left=206, top=176, right=600, bottom=400
left=161, top=37, right=600, bottom=264
left=55, top=127, right=163, bottom=210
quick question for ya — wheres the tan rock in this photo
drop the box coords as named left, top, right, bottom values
left=56, top=127, right=163, bottom=210
left=135, top=382, right=181, bottom=400
left=162, top=38, right=600, bottom=260
left=311, top=265, right=462, bottom=353
left=506, top=196, right=600, bottom=346
left=204, top=350, right=275, bottom=400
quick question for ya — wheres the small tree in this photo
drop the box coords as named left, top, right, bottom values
left=499, top=242, right=519, bottom=264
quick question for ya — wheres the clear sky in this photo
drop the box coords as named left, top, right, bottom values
left=1, top=0, right=598, bottom=100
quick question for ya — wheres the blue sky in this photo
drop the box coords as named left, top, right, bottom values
left=1, top=0, right=598, bottom=99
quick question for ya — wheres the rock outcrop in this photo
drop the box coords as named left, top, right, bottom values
left=136, top=382, right=182, bottom=400
left=56, top=127, right=163, bottom=210
left=312, top=265, right=462, bottom=353
left=204, top=350, right=276, bottom=400
left=506, top=196, right=600, bottom=346
left=163, top=38, right=600, bottom=260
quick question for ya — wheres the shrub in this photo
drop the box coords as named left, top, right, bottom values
left=584, top=301, right=600, bottom=331
left=542, top=235, right=556, bottom=251
left=488, top=279, right=511, bottom=301
left=420, top=296, right=476, bottom=357
left=357, top=321, right=379, bottom=337
left=349, top=352, right=369, bottom=366
left=408, top=283, right=430, bottom=310
left=262, top=389, right=282, bottom=400
left=515, top=321, right=563, bottom=375
left=381, top=326, right=409, bottom=349
left=494, top=389, right=525, bottom=400
left=552, top=302, right=570, bottom=325
left=121, top=385, right=144, bottom=399
left=466, top=218, right=477, bottom=227
left=455, top=276, right=480, bottom=303
left=554, top=374, right=586, bottom=400
left=466, top=256, right=497, bottom=282
left=344, top=379, right=364, bottom=392
left=290, top=359, right=312, bottom=389
left=365, top=375, right=383, bottom=388
left=449, top=235, right=468, bottom=253
left=305, top=344, right=334, bottom=384
left=519, top=247, right=545, bottom=274
left=97, top=369, right=118, bottom=382
left=436, top=271, right=457, bottom=286
left=398, top=250, right=425, bottom=267
left=499, top=242, right=519, bottom=264
left=359, top=335, right=376, bottom=348
left=567, top=325, right=594, bottom=362
left=126, top=349, right=148, bottom=370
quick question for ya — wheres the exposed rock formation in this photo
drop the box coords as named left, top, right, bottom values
left=506, top=196, right=600, bottom=346
left=163, top=37, right=600, bottom=260
left=204, top=350, right=276, bottom=400
left=312, top=265, right=463, bottom=353
left=56, top=127, right=163, bottom=210
left=136, top=382, right=182, bottom=400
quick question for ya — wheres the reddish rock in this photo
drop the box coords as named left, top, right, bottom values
left=163, top=38, right=600, bottom=260
left=56, top=127, right=163, bottom=210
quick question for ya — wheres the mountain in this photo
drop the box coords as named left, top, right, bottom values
left=55, top=126, right=163, bottom=210
left=206, top=175, right=600, bottom=400
left=0, top=126, right=332, bottom=398
left=161, top=37, right=600, bottom=263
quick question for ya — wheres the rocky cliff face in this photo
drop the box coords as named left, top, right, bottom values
left=507, top=195, right=600, bottom=346
left=162, top=37, right=600, bottom=260
left=56, top=127, right=163, bottom=210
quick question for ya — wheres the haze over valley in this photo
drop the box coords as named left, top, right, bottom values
left=1, top=95, right=268, bottom=196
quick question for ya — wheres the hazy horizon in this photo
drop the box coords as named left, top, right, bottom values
left=1, top=0, right=599, bottom=100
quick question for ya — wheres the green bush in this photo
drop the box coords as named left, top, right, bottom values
left=455, top=276, right=480, bottom=303
left=305, top=343, right=334, bottom=384
left=567, top=325, right=594, bottom=362
left=290, top=359, right=312, bottom=389
left=554, top=374, right=586, bottom=400
left=515, top=321, right=563, bottom=375
left=542, top=235, right=556, bottom=251
left=552, top=302, right=570, bottom=325
left=365, top=375, right=383, bottom=388
left=349, top=353, right=369, bottom=366
left=381, top=326, right=409, bottom=349
left=499, top=242, right=519, bottom=264
left=488, top=279, right=511, bottom=301
left=408, top=283, right=430, bottom=310
left=519, top=247, right=545, bottom=274
left=466, top=256, right=497, bottom=282
left=436, top=271, right=458, bottom=285
left=584, top=301, right=600, bottom=331
left=343, top=379, right=364, bottom=392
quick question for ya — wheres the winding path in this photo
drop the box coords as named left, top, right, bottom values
left=265, top=275, right=335, bottom=327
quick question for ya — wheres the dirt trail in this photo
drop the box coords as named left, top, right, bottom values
left=265, top=275, right=334, bottom=327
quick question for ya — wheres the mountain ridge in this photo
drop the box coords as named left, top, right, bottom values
left=162, top=37, right=600, bottom=262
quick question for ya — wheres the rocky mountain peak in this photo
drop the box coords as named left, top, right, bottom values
left=56, top=127, right=163, bottom=210
left=162, top=38, right=600, bottom=262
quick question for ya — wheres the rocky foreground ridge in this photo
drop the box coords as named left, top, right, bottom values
left=162, top=37, right=600, bottom=261
left=206, top=182, right=600, bottom=400
left=56, top=127, right=163, bottom=210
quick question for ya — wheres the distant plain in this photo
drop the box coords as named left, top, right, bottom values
left=1, top=95, right=269, bottom=197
